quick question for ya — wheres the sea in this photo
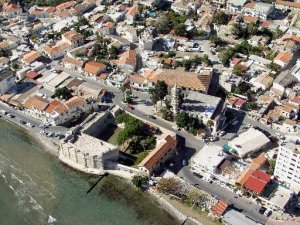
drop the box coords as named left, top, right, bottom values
left=0, top=119, right=178, bottom=225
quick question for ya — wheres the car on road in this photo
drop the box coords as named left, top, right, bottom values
left=146, top=115, right=156, bottom=119
left=39, top=131, right=46, bottom=134
left=264, top=208, right=272, bottom=217
left=192, top=172, right=203, bottom=179
left=259, top=207, right=267, bottom=214
left=20, top=120, right=26, bottom=124
left=26, top=123, right=34, bottom=128
left=209, top=136, right=219, bottom=142
left=218, top=131, right=225, bottom=136
left=127, top=104, right=134, bottom=110
left=172, top=125, right=180, bottom=131
left=231, top=120, right=238, bottom=126
left=6, top=113, right=14, bottom=118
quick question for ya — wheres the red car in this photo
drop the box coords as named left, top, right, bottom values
left=127, top=104, right=134, bottom=110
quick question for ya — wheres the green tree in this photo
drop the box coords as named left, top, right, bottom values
left=232, top=64, right=245, bottom=76
left=174, top=23, right=187, bottom=37
left=149, top=81, right=168, bottom=105
left=212, top=10, right=230, bottom=25
left=207, top=120, right=214, bottom=128
left=140, top=136, right=156, bottom=151
left=176, top=112, right=190, bottom=128
left=267, top=159, right=276, bottom=175
left=54, top=87, right=71, bottom=100
left=131, top=175, right=149, bottom=188
left=244, top=101, right=258, bottom=111
left=203, top=54, right=212, bottom=66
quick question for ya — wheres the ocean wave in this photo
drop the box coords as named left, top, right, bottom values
left=48, top=215, right=57, bottom=224
left=9, top=185, right=14, bottom=191
left=11, top=173, right=24, bottom=184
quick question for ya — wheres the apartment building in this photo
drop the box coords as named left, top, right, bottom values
left=274, top=136, right=300, bottom=191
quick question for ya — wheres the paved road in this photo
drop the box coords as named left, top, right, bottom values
left=178, top=166, right=268, bottom=224
left=0, top=102, right=68, bottom=137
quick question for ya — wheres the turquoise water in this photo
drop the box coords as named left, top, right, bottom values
left=0, top=119, right=178, bottom=225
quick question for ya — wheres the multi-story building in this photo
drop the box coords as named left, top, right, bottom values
left=274, top=136, right=300, bottom=191
left=0, top=70, right=16, bottom=95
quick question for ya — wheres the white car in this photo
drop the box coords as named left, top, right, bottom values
left=246, top=124, right=252, bottom=128
left=232, top=120, right=238, bottom=126
left=172, top=126, right=180, bottom=131
left=182, top=159, right=187, bottom=166
left=264, top=209, right=272, bottom=217
left=219, top=131, right=225, bottom=136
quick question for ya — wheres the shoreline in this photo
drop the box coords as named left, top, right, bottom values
left=0, top=116, right=59, bottom=157
left=0, top=115, right=207, bottom=225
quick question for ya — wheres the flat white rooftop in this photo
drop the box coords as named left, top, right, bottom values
left=228, top=128, right=270, bottom=158
left=191, top=145, right=227, bottom=173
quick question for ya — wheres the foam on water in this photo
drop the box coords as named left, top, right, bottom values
left=48, top=215, right=57, bottom=224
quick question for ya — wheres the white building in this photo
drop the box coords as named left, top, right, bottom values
left=0, top=71, right=16, bottom=95
left=59, top=133, right=119, bottom=175
left=191, top=145, right=227, bottom=175
left=225, top=128, right=270, bottom=158
left=139, top=30, right=154, bottom=51
left=274, top=136, right=300, bottom=192
left=227, top=0, right=247, bottom=13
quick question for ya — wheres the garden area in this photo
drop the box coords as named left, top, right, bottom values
left=115, top=112, right=157, bottom=166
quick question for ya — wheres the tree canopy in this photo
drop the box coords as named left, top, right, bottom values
left=149, top=81, right=168, bottom=105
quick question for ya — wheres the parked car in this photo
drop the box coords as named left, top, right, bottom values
left=209, top=136, right=219, bottom=142
left=146, top=115, right=156, bottom=119
left=192, top=172, right=203, bottom=179
left=264, top=209, right=272, bottom=217
left=172, top=125, right=180, bottom=131
left=182, top=159, right=187, bottom=166
left=259, top=207, right=267, bottom=214
left=246, top=124, right=252, bottom=128
left=232, top=120, right=238, bottom=126
left=6, top=113, right=14, bottom=118
left=219, top=131, right=225, bottom=136
left=20, top=120, right=26, bottom=124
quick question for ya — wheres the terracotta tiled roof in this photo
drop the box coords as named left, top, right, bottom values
left=106, top=21, right=115, bottom=29
left=274, top=51, right=293, bottom=63
left=44, top=99, right=61, bottom=113
left=44, top=43, right=71, bottom=56
left=250, top=155, right=267, bottom=170
left=276, top=0, right=300, bottom=8
left=243, top=16, right=258, bottom=23
left=3, top=3, right=21, bottom=13
left=127, top=4, right=139, bottom=16
left=282, top=34, right=300, bottom=43
left=84, top=61, right=106, bottom=75
left=244, top=170, right=271, bottom=194
left=62, top=30, right=84, bottom=42
left=56, top=1, right=76, bottom=11
left=212, top=200, right=229, bottom=216
left=130, top=74, right=147, bottom=84
left=236, top=168, right=253, bottom=186
left=64, top=96, right=86, bottom=109
left=244, top=2, right=256, bottom=9
left=63, top=56, right=83, bottom=67
left=26, top=71, right=39, bottom=79
left=289, top=96, right=300, bottom=105
left=24, top=95, right=49, bottom=111
left=54, top=102, right=69, bottom=114
left=149, top=68, right=211, bottom=92
left=22, top=50, right=41, bottom=64
left=66, top=78, right=85, bottom=89
left=139, top=135, right=176, bottom=171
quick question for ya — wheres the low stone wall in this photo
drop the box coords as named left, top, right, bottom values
left=105, top=161, right=140, bottom=178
